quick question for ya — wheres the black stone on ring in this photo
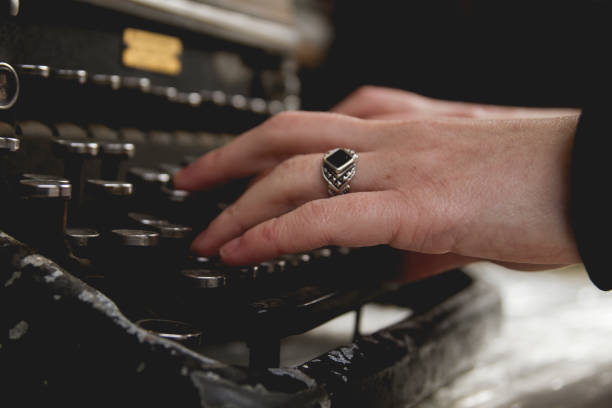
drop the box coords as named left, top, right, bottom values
left=322, top=148, right=358, bottom=196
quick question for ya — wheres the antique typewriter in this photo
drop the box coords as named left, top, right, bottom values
left=1, top=1, right=501, bottom=406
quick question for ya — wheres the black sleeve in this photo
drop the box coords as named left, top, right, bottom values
left=567, top=0, right=612, bottom=290
left=570, top=105, right=612, bottom=290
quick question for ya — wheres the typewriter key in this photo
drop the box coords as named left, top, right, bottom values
left=100, top=142, right=135, bottom=180
left=135, top=319, right=202, bottom=348
left=126, top=212, right=169, bottom=228
left=111, top=229, right=159, bottom=247
left=158, top=163, right=183, bottom=177
left=85, top=180, right=133, bottom=231
left=86, top=179, right=133, bottom=196
left=97, top=229, right=161, bottom=280
left=181, top=268, right=227, bottom=289
left=126, top=167, right=170, bottom=213
left=154, top=223, right=193, bottom=262
left=65, top=228, right=100, bottom=259
left=0, top=62, right=19, bottom=110
left=258, top=261, right=276, bottom=276
left=18, top=179, right=71, bottom=253
left=1, top=136, right=19, bottom=184
left=1, top=134, right=19, bottom=225
left=52, top=139, right=99, bottom=211
left=0, top=136, right=18, bottom=151
left=127, top=167, right=170, bottom=186
left=22, top=173, right=70, bottom=183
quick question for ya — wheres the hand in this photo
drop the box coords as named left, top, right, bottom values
left=331, top=85, right=580, bottom=120
left=174, top=91, right=581, bottom=280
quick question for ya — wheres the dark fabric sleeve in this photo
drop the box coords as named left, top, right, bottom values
left=570, top=105, right=612, bottom=290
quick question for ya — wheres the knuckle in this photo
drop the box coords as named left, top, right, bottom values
left=265, top=110, right=302, bottom=128
left=250, top=217, right=284, bottom=254
left=353, top=85, right=380, bottom=99
left=276, top=154, right=307, bottom=173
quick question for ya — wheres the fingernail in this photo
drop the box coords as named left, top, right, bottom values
left=220, top=237, right=242, bottom=258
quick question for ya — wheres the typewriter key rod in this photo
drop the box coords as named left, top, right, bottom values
left=17, top=179, right=72, bottom=253
left=65, top=228, right=100, bottom=259
left=100, top=142, right=135, bottom=180
left=52, top=139, right=99, bottom=210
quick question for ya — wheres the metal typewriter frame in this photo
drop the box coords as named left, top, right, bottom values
left=1, top=231, right=501, bottom=407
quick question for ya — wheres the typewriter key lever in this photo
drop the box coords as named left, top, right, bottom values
left=84, top=180, right=133, bottom=231
left=1, top=135, right=19, bottom=190
left=100, top=142, right=135, bottom=180
left=18, top=179, right=71, bottom=253
left=52, top=139, right=99, bottom=210
left=65, top=227, right=100, bottom=259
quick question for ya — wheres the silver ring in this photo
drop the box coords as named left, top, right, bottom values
left=322, top=148, right=358, bottom=196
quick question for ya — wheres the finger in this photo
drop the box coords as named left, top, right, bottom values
left=174, top=111, right=374, bottom=191
left=331, top=86, right=431, bottom=118
left=191, top=152, right=387, bottom=256
left=215, top=191, right=406, bottom=265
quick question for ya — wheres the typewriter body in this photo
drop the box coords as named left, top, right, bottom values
left=1, top=1, right=500, bottom=406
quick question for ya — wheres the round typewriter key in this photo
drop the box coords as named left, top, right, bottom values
left=53, top=68, right=87, bottom=84
left=0, top=62, right=19, bottom=110
left=155, top=223, right=193, bottom=264
left=66, top=228, right=100, bottom=247
left=111, top=229, right=159, bottom=247
left=127, top=167, right=170, bottom=185
left=16, top=64, right=50, bottom=78
left=0, top=136, right=19, bottom=151
left=84, top=180, right=133, bottom=231
left=100, top=142, right=135, bottom=180
left=17, top=179, right=71, bottom=253
left=22, top=173, right=70, bottom=183
left=52, top=139, right=99, bottom=156
left=274, top=259, right=287, bottom=274
left=313, top=248, right=333, bottom=259
left=86, top=179, right=133, bottom=196
left=226, top=265, right=260, bottom=282
left=52, top=139, right=99, bottom=214
left=65, top=228, right=100, bottom=259
left=19, top=178, right=72, bottom=198
left=135, top=319, right=202, bottom=348
left=154, top=223, right=192, bottom=239
left=159, top=185, right=195, bottom=223
left=258, top=261, right=276, bottom=276
left=181, top=268, right=227, bottom=289
left=127, top=212, right=169, bottom=228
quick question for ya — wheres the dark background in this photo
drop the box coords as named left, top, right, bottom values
left=301, top=0, right=610, bottom=110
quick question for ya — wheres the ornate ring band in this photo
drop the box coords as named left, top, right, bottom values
left=322, top=148, right=358, bottom=196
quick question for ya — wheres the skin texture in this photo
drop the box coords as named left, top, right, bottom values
left=174, top=86, right=582, bottom=281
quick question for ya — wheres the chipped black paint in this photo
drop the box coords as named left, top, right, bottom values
left=1, top=230, right=501, bottom=407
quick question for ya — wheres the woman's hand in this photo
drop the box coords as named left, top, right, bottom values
left=331, top=86, right=580, bottom=120
left=174, top=87, right=581, bottom=280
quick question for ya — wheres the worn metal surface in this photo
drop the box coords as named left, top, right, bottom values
left=415, top=263, right=612, bottom=408
left=1, top=230, right=501, bottom=407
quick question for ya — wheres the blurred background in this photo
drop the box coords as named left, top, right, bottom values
left=299, top=0, right=604, bottom=110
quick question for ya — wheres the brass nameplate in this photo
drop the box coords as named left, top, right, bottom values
left=122, top=28, right=183, bottom=76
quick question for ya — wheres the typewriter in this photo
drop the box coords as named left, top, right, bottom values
left=1, top=1, right=501, bottom=406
